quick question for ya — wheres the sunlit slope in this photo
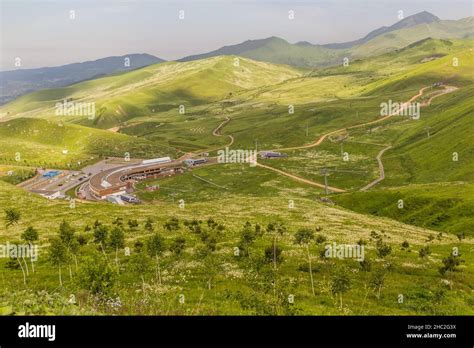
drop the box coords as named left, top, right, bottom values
left=0, top=118, right=172, bottom=168
left=382, top=85, right=474, bottom=184
left=0, top=56, right=302, bottom=128
left=350, top=16, right=474, bottom=57
left=235, top=38, right=473, bottom=105
left=333, top=183, right=474, bottom=236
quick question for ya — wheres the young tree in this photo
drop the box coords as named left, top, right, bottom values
left=439, top=253, right=463, bottom=275
left=77, top=252, right=116, bottom=296
left=164, top=217, right=180, bottom=232
left=144, top=217, right=154, bottom=232
left=59, top=220, right=79, bottom=276
left=294, top=228, right=316, bottom=296
left=197, top=246, right=221, bottom=290
left=264, top=245, right=283, bottom=265
left=128, top=219, right=139, bottom=231
left=109, top=226, right=125, bottom=268
left=376, top=240, right=392, bottom=258
left=266, top=222, right=287, bottom=270
left=4, top=208, right=21, bottom=228
left=9, top=239, right=27, bottom=286
left=112, top=217, right=124, bottom=227
left=128, top=251, right=152, bottom=292
left=146, top=233, right=165, bottom=285
left=238, top=228, right=256, bottom=257
left=21, top=226, right=39, bottom=273
left=370, top=269, right=387, bottom=300
left=331, top=268, right=351, bottom=310
left=93, top=224, right=109, bottom=258
left=419, top=245, right=432, bottom=258
left=169, top=237, right=186, bottom=255
left=59, top=220, right=75, bottom=245
left=48, top=238, right=69, bottom=287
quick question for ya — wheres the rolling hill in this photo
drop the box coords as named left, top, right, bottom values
left=0, top=56, right=303, bottom=128
left=0, top=118, right=173, bottom=168
left=0, top=53, right=165, bottom=105
left=322, top=11, right=441, bottom=49
left=179, top=12, right=473, bottom=67
left=0, top=23, right=473, bottom=317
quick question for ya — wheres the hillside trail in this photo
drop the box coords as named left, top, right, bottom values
left=256, top=162, right=347, bottom=192
left=177, top=115, right=234, bottom=161
left=359, top=145, right=392, bottom=191
left=211, top=115, right=234, bottom=147
left=358, top=84, right=458, bottom=191
left=256, top=85, right=458, bottom=192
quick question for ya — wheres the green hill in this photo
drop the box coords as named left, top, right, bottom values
left=179, top=14, right=473, bottom=68
left=0, top=118, right=172, bottom=168
left=0, top=56, right=302, bottom=128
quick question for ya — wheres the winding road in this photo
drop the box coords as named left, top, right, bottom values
left=255, top=85, right=458, bottom=192
left=360, top=145, right=392, bottom=191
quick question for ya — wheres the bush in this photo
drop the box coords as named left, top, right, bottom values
left=264, top=245, right=283, bottom=264
left=77, top=254, right=116, bottom=296
left=315, top=234, right=327, bottom=245
left=359, top=258, right=372, bottom=272
left=419, top=246, right=432, bottom=258
left=376, top=240, right=392, bottom=258
left=170, top=237, right=186, bottom=255
left=439, top=254, right=463, bottom=275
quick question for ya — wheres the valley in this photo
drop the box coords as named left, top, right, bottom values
left=0, top=12, right=472, bottom=316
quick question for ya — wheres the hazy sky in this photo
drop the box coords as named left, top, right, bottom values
left=0, top=0, right=472, bottom=70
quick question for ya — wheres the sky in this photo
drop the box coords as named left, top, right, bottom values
left=0, top=0, right=472, bottom=70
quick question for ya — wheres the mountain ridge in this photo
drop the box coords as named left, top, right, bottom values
left=0, top=53, right=165, bottom=105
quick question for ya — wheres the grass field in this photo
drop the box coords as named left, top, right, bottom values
left=0, top=38, right=472, bottom=316
left=0, top=181, right=472, bottom=315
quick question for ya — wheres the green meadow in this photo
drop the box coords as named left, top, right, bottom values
left=0, top=38, right=472, bottom=315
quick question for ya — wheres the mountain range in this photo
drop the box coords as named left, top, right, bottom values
left=180, top=12, right=473, bottom=66
left=0, top=54, right=164, bottom=104
left=1, top=11, right=472, bottom=105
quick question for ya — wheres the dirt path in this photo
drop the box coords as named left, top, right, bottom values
left=360, top=145, right=392, bottom=191
left=256, top=162, right=347, bottom=192
left=269, top=86, right=435, bottom=153
left=358, top=85, right=458, bottom=191
left=258, top=85, right=458, bottom=192
left=212, top=116, right=234, bottom=148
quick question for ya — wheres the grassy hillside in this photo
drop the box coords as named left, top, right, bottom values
left=0, top=57, right=302, bottom=128
left=179, top=15, right=473, bottom=68
left=0, top=33, right=472, bottom=317
left=0, top=180, right=472, bottom=315
left=0, top=118, right=173, bottom=168
left=351, top=17, right=474, bottom=57
left=332, top=183, right=474, bottom=236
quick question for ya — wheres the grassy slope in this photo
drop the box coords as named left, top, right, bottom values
left=0, top=57, right=303, bottom=128
left=350, top=17, right=474, bottom=57
left=0, top=38, right=472, bottom=315
left=0, top=180, right=472, bottom=315
left=332, top=183, right=474, bottom=236
left=0, top=118, right=174, bottom=168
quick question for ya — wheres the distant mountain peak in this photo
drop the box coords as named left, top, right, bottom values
left=323, top=11, right=440, bottom=49
left=393, top=11, right=440, bottom=29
